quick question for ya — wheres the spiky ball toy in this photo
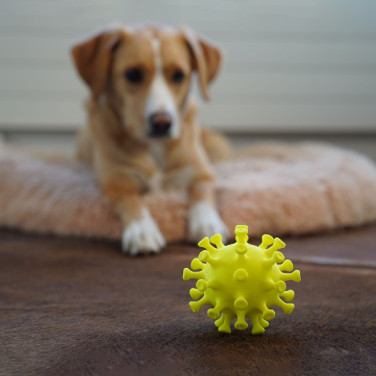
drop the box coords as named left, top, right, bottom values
left=182, top=225, right=301, bottom=334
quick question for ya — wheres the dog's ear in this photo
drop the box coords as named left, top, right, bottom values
left=71, top=27, right=125, bottom=100
left=181, top=27, right=223, bottom=101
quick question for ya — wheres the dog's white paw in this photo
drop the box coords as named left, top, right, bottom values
left=188, top=201, right=229, bottom=243
left=122, top=209, right=166, bottom=256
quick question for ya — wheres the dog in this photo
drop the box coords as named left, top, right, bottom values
left=71, top=24, right=231, bottom=255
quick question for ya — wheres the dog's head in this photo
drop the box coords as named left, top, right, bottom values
left=71, top=24, right=222, bottom=140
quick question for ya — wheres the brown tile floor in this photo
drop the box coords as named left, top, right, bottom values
left=1, top=225, right=375, bottom=376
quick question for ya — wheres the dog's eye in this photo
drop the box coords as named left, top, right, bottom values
left=171, top=70, right=185, bottom=84
left=125, top=68, right=143, bottom=84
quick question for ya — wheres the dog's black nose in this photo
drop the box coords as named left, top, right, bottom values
left=149, top=112, right=172, bottom=137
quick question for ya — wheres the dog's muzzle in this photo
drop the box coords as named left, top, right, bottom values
left=148, top=112, right=172, bottom=138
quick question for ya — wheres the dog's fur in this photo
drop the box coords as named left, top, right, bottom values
left=71, top=24, right=231, bottom=255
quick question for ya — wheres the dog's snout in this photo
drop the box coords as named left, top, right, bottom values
left=149, top=112, right=172, bottom=137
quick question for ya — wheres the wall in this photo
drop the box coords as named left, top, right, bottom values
left=0, top=0, right=375, bottom=137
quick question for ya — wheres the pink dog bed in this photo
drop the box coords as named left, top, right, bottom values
left=1, top=142, right=376, bottom=242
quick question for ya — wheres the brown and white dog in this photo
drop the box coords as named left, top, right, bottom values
left=71, top=24, right=231, bottom=255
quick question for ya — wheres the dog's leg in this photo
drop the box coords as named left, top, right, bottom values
left=87, top=101, right=165, bottom=255
left=97, top=152, right=166, bottom=255
left=120, top=206, right=166, bottom=256
left=188, top=178, right=228, bottom=243
left=103, top=182, right=166, bottom=255
left=174, top=102, right=228, bottom=242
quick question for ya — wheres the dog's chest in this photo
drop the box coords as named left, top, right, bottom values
left=148, top=143, right=165, bottom=192
left=150, top=142, right=166, bottom=170
left=148, top=142, right=193, bottom=191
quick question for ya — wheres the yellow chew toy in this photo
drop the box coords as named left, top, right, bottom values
left=183, top=225, right=301, bottom=334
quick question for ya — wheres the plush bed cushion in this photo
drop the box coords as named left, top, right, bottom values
left=1, top=142, right=376, bottom=241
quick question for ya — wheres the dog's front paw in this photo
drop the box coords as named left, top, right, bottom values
left=188, top=201, right=229, bottom=243
left=122, top=209, right=166, bottom=256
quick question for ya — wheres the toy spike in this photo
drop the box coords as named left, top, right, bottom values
left=214, top=314, right=225, bottom=328
left=259, top=302, right=275, bottom=320
left=281, top=290, right=295, bottom=302
left=233, top=268, right=248, bottom=282
left=182, top=268, right=204, bottom=281
left=198, top=250, right=219, bottom=265
left=248, top=312, right=265, bottom=335
left=190, top=258, right=204, bottom=270
left=189, top=296, right=210, bottom=313
left=274, top=251, right=285, bottom=263
left=234, top=297, right=248, bottom=310
left=259, top=234, right=274, bottom=249
left=234, top=226, right=249, bottom=255
left=262, top=251, right=284, bottom=268
left=274, top=297, right=295, bottom=314
left=263, top=278, right=286, bottom=293
left=265, top=238, right=286, bottom=257
left=210, top=234, right=225, bottom=248
left=218, top=312, right=236, bottom=334
left=235, top=225, right=249, bottom=244
left=207, top=301, right=226, bottom=319
left=263, top=278, right=277, bottom=290
left=258, top=314, right=270, bottom=328
left=183, top=225, right=301, bottom=335
left=278, top=259, right=294, bottom=272
left=280, top=270, right=301, bottom=283
left=234, top=310, right=248, bottom=330
left=189, top=288, right=203, bottom=300
left=235, top=244, right=247, bottom=255
left=196, top=279, right=208, bottom=292
left=198, top=237, right=218, bottom=255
